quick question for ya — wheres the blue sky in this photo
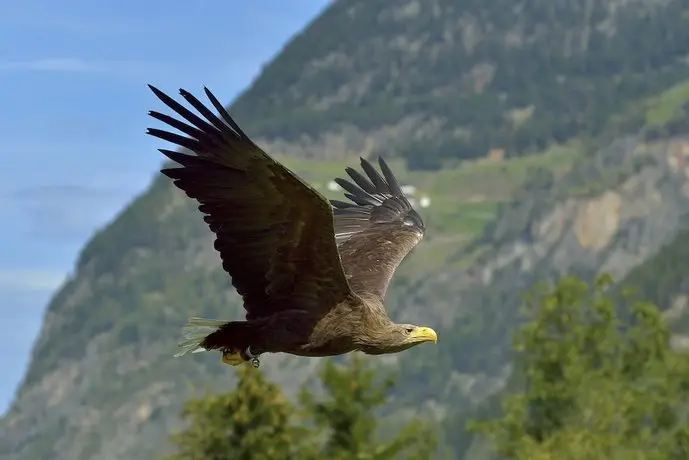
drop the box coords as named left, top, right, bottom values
left=0, top=0, right=331, bottom=415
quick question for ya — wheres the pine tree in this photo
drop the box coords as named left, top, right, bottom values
left=164, top=364, right=313, bottom=460
left=468, top=274, right=689, bottom=459
left=300, top=354, right=437, bottom=459
left=164, top=355, right=438, bottom=460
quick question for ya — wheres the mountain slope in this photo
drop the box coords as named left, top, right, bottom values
left=231, top=0, right=689, bottom=167
left=4, top=0, right=689, bottom=459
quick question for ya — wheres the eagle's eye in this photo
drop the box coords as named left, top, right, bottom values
left=402, top=216, right=416, bottom=227
left=404, top=326, right=414, bottom=334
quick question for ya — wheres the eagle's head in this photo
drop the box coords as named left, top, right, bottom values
left=397, top=323, right=438, bottom=348
left=362, top=323, right=438, bottom=354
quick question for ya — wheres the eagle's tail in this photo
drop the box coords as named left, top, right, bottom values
left=173, top=317, right=227, bottom=357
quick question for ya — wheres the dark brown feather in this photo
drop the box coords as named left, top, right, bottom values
left=330, top=157, right=425, bottom=301
left=146, top=85, right=353, bottom=321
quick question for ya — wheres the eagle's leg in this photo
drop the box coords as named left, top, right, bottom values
left=221, top=348, right=244, bottom=366
left=245, top=346, right=261, bottom=368
left=220, top=346, right=261, bottom=367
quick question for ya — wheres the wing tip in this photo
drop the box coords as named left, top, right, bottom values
left=377, top=155, right=389, bottom=170
left=147, top=83, right=166, bottom=100
left=336, top=155, right=408, bottom=206
left=357, top=154, right=388, bottom=169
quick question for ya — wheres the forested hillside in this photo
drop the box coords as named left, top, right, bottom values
left=3, top=0, right=689, bottom=459
left=231, top=0, right=689, bottom=168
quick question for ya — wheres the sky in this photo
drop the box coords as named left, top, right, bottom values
left=0, top=0, right=331, bottom=416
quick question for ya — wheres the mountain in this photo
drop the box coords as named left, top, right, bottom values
left=3, top=0, right=689, bottom=459
left=229, top=0, right=689, bottom=168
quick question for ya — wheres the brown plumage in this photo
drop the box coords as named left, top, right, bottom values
left=146, top=84, right=437, bottom=368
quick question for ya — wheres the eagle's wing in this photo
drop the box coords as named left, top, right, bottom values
left=330, top=157, right=425, bottom=302
left=147, top=85, right=352, bottom=321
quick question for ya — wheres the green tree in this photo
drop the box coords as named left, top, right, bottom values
left=164, top=364, right=312, bottom=460
left=300, top=354, right=437, bottom=460
left=164, top=355, right=437, bottom=460
left=468, top=274, right=689, bottom=459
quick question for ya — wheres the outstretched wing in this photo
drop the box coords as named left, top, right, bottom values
left=147, top=85, right=352, bottom=320
left=330, top=157, right=425, bottom=301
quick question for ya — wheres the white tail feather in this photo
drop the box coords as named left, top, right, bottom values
left=173, top=317, right=227, bottom=358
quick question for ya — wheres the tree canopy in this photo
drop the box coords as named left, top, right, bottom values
left=300, top=355, right=437, bottom=460
left=164, top=365, right=311, bottom=460
left=164, top=355, right=437, bottom=460
left=468, top=275, right=689, bottom=459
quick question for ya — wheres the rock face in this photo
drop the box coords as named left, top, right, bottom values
left=574, top=190, right=623, bottom=250
left=4, top=0, right=689, bottom=458
left=485, top=139, right=687, bottom=283
left=405, top=137, right=689, bottom=386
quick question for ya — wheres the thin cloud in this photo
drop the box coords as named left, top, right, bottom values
left=0, top=268, right=66, bottom=293
left=0, top=10, right=154, bottom=37
left=11, top=184, right=127, bottom=200
left=6, top=184, right=139, bottom=241
left=0, top=58, right=173, bottom=77
left=0, top=58, right=103, bottom=72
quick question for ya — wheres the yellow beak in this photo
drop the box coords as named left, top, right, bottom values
left=409, top=326, right=438, bottom=344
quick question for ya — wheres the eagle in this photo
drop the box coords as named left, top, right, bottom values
left=146, top=84, right=437, bottom=368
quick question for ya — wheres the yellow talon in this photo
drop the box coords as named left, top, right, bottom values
left=221, top=350, right=245, bottom=366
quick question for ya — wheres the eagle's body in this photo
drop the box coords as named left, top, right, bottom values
left=146, top=85, right=437, bottom=367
